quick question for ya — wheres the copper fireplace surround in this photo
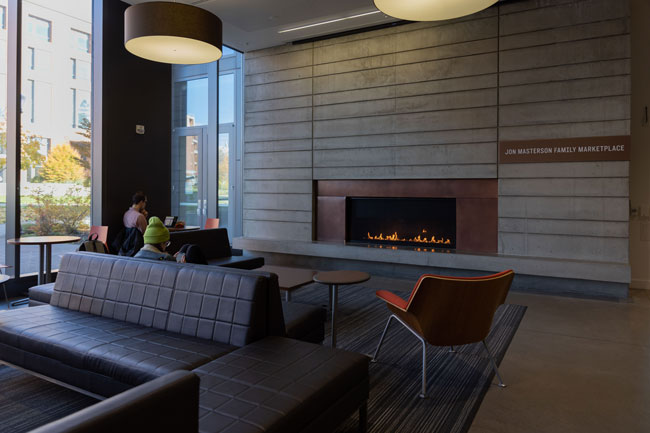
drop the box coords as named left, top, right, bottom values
left=316, top=179, right=498, bottom=254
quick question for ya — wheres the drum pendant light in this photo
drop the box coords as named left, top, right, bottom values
left=124, top=1, right=223, bottom=65
left=374, top=0, right=499, bottom=21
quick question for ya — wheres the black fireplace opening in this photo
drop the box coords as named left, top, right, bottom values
left=346, top=197, right=456, bottom=249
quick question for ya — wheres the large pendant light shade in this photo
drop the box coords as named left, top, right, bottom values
left=125, top=2, right=222, bottom=65
left=374, top=0, right=499, bottom=21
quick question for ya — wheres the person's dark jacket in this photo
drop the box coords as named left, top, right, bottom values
left=111, top=227, right=144, bottom=257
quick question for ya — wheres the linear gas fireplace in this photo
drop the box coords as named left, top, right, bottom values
left=317, top=179, right=497, bottom=254
left=346, top=197, right=456, bottom=249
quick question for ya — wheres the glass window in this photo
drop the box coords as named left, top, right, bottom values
left=70, top=29, right=90, bottom=53
left=72, top=58, right=89, bottom=81
left=0, top=5, right=6, bottom=30
left=28, top=47, right=35, bottom=69
left=27, top=15, right=51, bottom=42
left=219, top=73, right=235, bottom=124
left=20, top=1, right=93, bottom=277
left=27, top=79, right=34, bottom=123
left=222, top=45, right=236, bottom=57
left=173, top=77, right=208, bottom=127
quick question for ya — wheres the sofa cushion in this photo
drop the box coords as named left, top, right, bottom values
left=51, top=254, right=178, bottom=330
left=0, top=305, right=236, bottom=386
left=29, top=282, right=55, bottom=304
left=50, top=253, right=285, bottom=346
left=282, top=301, right=326, bottom=344
left=194, top=336, right=369, bottom=433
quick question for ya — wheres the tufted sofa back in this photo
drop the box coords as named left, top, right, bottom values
left=51, top=252, right=285, bottom=347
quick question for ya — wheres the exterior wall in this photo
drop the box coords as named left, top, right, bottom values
left=242, top=0, right=631, bottom=268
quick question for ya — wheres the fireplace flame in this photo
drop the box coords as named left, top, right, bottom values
left=366, top=232, right=451, bottom=245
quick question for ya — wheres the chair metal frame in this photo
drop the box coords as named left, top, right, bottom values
left=372, top=313, right=506, bottom=398
left=371, top=270, right=514, bottom=398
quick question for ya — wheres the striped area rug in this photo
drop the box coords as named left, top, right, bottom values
left=291, top=283, right=527, bottom=433
left=0, top=366, right=98, bottom=433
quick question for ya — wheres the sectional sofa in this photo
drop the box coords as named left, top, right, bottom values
left=0, top=252, right=369, bottom=432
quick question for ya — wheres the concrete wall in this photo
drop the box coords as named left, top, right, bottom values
left=243, top=0, right=631, bottom=268
left=629, top=0, right=650, bottom=289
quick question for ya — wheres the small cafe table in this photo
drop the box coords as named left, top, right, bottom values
left=7, top=236, right=81, bottom=284
left=313, top=270, right=370, bottom=348
left=259, top=265, right=318, bottom=302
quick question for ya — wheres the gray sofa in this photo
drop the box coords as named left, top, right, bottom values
left=1, top=252, right=368, bottom=433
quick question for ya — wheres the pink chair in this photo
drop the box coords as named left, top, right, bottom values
left=204, top=218, right=220, bottom=229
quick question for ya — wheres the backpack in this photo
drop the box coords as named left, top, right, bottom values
left=111, top=227, right=144, bottom=257
left=78, top=233, right=108, bottom=254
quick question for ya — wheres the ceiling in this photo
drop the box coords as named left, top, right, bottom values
left=123, top=0, right=400, bottom=52
left=124, top=0, right=511, bottom=53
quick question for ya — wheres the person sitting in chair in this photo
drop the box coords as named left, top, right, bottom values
left=123, top=191, right=148, bottom=234
left=135, top=217, right=207, bottom=264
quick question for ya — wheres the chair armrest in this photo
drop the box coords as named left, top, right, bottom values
left=376, top=290, right=408, bottom=311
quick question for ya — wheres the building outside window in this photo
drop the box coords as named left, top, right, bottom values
left=28, top=46, right=34, bottom=69
left=70, top=28, right=89, bottom=53
left=0, top=5, right=6, bottom=30
left=14, top=0, right=93, bottom=276
left=27, top=15, right=51, bottom=42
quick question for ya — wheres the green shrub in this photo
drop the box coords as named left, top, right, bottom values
left=22, top=186, right=90, bottom=235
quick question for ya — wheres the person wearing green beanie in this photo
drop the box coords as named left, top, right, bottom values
left=134, top=216, right=175, bottom=261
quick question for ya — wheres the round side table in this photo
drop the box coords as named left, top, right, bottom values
left=313, top=270, right=370, bottom=348
left=7, top=236, right=81, bottom=284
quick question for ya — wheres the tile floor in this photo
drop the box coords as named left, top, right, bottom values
left=469, top=289, right=650, bottom=433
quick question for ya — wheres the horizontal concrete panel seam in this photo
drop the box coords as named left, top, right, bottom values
left=244, top=138, right=311, bottom=144
left=498, top=56, right=630, bottom=77
left=313, top=65, right=498, bottom=95
left=312, top=162, right=496, bottom=169
left=498, top=16, right=628, bottom=41
left=313, top=73, right=497, bottom=98
left=498, top=0, right=623, bottom=17
left=311, top=140, right=497, bottom=152
left=313, top=86, right=498, bottom=109
left=312, top=104, right=498, bottom=123
left=498, top=31, right=629, bottom=55
left=498, top=73, right=630, bottom=89
left=499, top=117, right=631, bottom=128
left=498, top=92, right=631, bottom=107
left=244, top=46, right=313, bottom=62
left=313, top=41, right=497, bottom=71
left=310, top=125, right=502, bottom=141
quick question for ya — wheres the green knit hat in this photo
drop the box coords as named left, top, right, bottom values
left=143, top=216, right=170, bottom=245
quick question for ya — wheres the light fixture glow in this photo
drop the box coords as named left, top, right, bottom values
left=125, top=2, right=222, bottom=65
left=374, top=0, right=499, bottom=21
left=278, top=10, right=382, bottom=34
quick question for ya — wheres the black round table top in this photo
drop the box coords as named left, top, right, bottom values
left=313, top=270, right=370, bottom=285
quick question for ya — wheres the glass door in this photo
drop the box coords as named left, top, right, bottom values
left=172, top=127, right=207, bottom=228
